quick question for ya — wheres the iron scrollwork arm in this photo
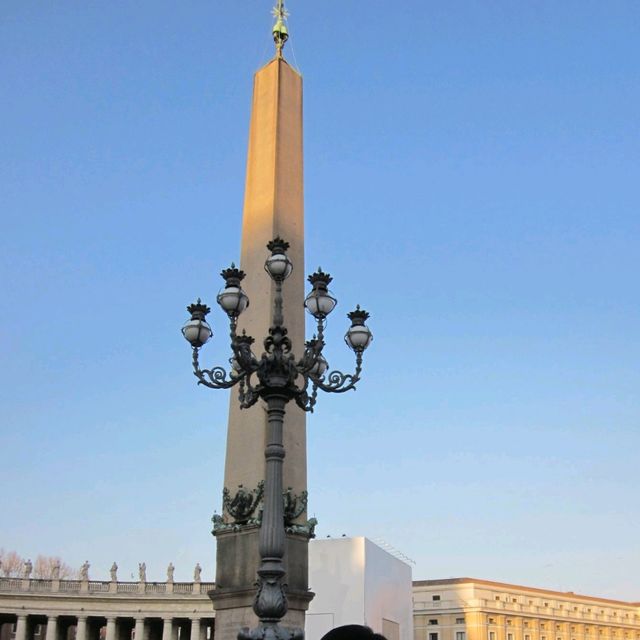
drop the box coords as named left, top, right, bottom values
left=310, top=351, right=363, bottom=394
left=192, top=346, right=241, bottom=389
left=293, top=374, right=319, bottom=413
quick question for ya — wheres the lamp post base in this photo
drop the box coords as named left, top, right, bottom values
left=210, top=592, right=312, bottom=640
left=238, top=622, right=304, bottom=640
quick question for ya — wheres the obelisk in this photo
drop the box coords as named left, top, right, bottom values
left=209, top=5, right=312, bottom=640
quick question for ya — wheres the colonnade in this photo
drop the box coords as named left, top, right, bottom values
left=0, top=613, right=214, bottom=640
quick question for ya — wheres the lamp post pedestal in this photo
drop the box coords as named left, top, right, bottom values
left=210, top=531, right=313, bottom=638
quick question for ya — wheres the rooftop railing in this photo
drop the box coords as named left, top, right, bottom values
left=0, top=577, right=214, bottom=597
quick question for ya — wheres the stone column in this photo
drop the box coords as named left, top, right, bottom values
left=45, top=617, right=58, bottom=640
left=162, top=619, right=173, bottom=640
left=76, top=617, right=88, bottom=640
left=190, top=620, right=200, bottom=640
left=134, top=619, right=146, bottom=640
left=106, top=619, right=117, bottom=640
left=15, top=615, right=28, bottom=640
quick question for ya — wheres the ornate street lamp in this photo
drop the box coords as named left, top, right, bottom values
left=182, top=237, right=372, bottom=640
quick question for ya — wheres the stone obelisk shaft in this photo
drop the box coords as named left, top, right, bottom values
left=228, top=56, right=306, bottom=497
left=210, top=57, right=310, bottom=640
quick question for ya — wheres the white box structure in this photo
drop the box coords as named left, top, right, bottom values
left=307, top=537, right=413, bottom=640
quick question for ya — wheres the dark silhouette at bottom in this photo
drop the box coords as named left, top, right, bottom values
left=320, top=626, right=387, bottom=640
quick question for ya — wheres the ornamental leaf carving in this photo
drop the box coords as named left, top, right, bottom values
left=223, top=482, right=264, bottom=525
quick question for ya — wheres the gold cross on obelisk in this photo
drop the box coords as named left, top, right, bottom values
left=272, top=0, right=289, bottom=58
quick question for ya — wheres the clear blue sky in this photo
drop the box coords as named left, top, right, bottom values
left=1, top=1, right=638, bottom=598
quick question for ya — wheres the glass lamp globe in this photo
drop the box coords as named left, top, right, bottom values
left=229, top=356, right=241, bottom=379
left=345, top=306, right=373, bottom=353
left=265, top=252, right=293, bottom=281
left=345, top=324, right=373, bottom=352
left=309, top=354, right=329, bottom=378
left=182, top=318, right=212, bottom=348
left=304, top=289, right=337, bottom=319
left=305, top=269, right=337, bottom=319
left=217, top=286, right=249, bottom=318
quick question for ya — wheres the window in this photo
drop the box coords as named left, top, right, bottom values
left=508, top=633, right=514, bottom=640
left=433, top=595, right=441, bottom=601
left=429, top=620, right=439, bottom=626
left=525, top=635, right=531, bottom=640
left=545, top=603, right=549, bottom=608
left=456, top=619, right=465, bottom=625
left=541, top=625, right=547, bottom=630
left=496, top=596, right=501, bottom=601
left=429, top=633, right=438, bottom=640
left=513, top=598, right=518, bottom=603
left=489, top=633, right=496, bottom=640
left=456, top=633, right=466, bottom=640
left=489, top=619, right=496, bottom=625
left=507, top=621, right=513, bottom=627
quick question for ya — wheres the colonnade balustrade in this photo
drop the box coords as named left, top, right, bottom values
left=0, top=579, right=214, bottom=597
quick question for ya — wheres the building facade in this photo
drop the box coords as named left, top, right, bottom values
left=3, top=574, right=639, bottom=640
left=413, top=579, right=640, bottom=640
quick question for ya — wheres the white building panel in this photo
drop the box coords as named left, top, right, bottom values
left=308, top=537, right=413, bottom=640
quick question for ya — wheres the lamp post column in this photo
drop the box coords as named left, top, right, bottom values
left=253, top=394, right=288, bottom=624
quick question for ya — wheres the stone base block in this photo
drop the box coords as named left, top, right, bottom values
left=211, top=527, right=314, bottom=640
left=213, top=526, right=310, bottom=593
